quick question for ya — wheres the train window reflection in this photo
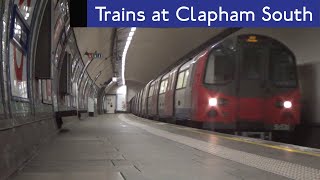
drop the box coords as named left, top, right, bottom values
left=205, top=49, right=234, bottom=84
left=270, top=49, right=297, bottom=87
left=176, top=71, right=185, bottom=89
left=160, top=79, right=168, bottom=94
left=13, top=17, right=28, bottom=51
left=182, top=70, right=189, bottom=87
left=241, top=47, right=264, bottom=80
left=148, top=85, right=154, bottom=97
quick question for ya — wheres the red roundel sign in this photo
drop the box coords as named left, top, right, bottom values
left=13, top=47, right=24, bottom=82
left=19, top=0, right=31, bottom=7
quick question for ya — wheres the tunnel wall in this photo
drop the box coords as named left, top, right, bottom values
left=0, top=0, right=57, bottom=179
left=0, top=0, right=101, bottom=179
left=52, top=0, right=99, bottom=115
left=298, top=63, right=320, bottom=125
left=126, top=80, right=144, bottom=102
left=53, top=0, right=80, bottom=114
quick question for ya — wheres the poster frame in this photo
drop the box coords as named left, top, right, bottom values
left=8, top=5, right=30, bottom=101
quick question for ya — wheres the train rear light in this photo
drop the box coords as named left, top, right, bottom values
left=283, top=101, right=292, bottom=109
left=209, top=98, right=218, bottom=107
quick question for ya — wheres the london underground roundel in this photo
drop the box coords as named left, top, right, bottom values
left=9, top=3, right=31, bottom=99
left=13, top=47, right=24, bottom=82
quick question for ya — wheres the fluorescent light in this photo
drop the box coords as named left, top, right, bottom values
left=121, top=27, right=137, bottom=85
left=131, top=27, right=136, bottom=32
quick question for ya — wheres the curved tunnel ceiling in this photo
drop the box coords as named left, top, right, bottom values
left=125, top=28, right=225, bottom=84
left=73, top=28, right=115, bottom=87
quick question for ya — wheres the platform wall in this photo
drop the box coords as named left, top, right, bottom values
left=0, top=0, right=59, bottom=179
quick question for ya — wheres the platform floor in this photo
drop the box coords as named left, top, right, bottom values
left=11, top=114, right=320, bottom=180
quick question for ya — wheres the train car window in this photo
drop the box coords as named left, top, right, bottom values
left=270, top=49, right=297, bottom=87
left=176, top=71, right=185, bottom=89
left=204, top=49, right=235, bottom=84
left=160, top=79, right=168, bottom=94
left=169, top=73, right=174, bottom=90
left=182, top=70, right=189, bottom=88
left=165, top=81, right=168, bottom=91
left=148, top=85, right=154, bottom=97
left=155, top=81, right=159, bottom=95
left=160, top=82, right=164, bottom=94
left=171, top=72, right=176, bottom=90
left=176, top=70, right=189, bottom=89
left=241, top=47, right=264, bottom=80
left=167, top=76, right=172, bottom=90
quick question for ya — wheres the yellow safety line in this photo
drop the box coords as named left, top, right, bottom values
left=187, top=129, right=320, bottom=157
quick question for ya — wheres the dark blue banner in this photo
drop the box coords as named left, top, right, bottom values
left=82, top=0, right=320, bottom=27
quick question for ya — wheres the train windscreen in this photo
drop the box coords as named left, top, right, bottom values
left=270, top=49, right=297, bottom=87
left=241, top=46, right=264, bottom=80
left=204, top=48, right=235, bottom=84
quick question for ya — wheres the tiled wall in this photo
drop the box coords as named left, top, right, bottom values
left=53, top=0, right=98, bottom=113
left=0, top=0, right=57, bottom=179
left=0, top=0, right=100, bottom=178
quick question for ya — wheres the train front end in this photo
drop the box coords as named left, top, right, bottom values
left=193, top=35, right=301, bottom=132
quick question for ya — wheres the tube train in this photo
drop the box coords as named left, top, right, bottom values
left=130, top=34, right=300, bottom=133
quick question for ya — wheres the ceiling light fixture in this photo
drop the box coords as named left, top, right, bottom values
left=121, top=27, right=136, bottom=85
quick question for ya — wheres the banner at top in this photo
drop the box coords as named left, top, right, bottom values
left=70, top=0, right=320, bottom=27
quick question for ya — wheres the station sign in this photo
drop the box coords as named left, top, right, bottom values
left=84, top=51, right=103, bottom=60
left=70, top=0, right=320, bottom=27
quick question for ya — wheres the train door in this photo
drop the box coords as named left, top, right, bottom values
left=164, top=69, right=178, bottom=118
left=141, top=89, right=145, bottom=116
left=150, top=76, right=162, bottom=118
left=158, top=75, right=169, bottom=117
left=139, top=90, right=144, bottom=116
left=142, top=82, right=151, bottom=117
left=237, top=37, right=268, bottom=127
left=163, top=73, right=171, bottom=118
left=134, top=97, right=137, bottom=114
left=138, top=92, right=141, bottom=115
left=175, top=60, right=193, bottom=120
left=105, top=95, right=116, bottom=114
left=147, top=82, right=155, bottom=116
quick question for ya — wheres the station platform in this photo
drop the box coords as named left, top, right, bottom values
left=11, top=114, right=320, bottom=180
